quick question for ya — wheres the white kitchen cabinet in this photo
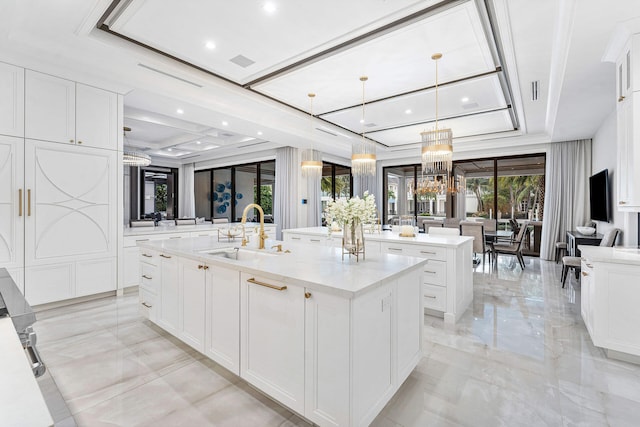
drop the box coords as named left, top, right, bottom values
left=240, top=272, right=305, bottom=414
left=157, top=252, right=179, bottom=335
left=579, top=247, right=640, bottom=361
left=25, top=70, right=75, bottom=144
left=304, top=287, right=351, bottom=427
left=178, top=258, right=206, bottom=352
left=25, top=263, right=74, bottom=306
left=24, top=140, right=117, bottom=266
left=616, top=94, right=640, bottom=211
left=615, top=39, right=632, bottom=108
left=139, top=248, right=159, bottom=321
left=75, top=258, right=116, bottom=297
left=25, top=70, right=118, bottom=150
left=205, top=265, right=240, bottom=374
left=0, top=135, right=24, bottom=271
left=0, top=62, right=24, bottom=137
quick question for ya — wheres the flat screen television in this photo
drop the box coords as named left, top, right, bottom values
left=589, top=169, right=610, bottom=222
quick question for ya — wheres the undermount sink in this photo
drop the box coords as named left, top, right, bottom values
left=201, top=247, right=279, bottom=261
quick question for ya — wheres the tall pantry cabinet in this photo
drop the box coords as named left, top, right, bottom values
left=0, top=61, right=122, bottom=305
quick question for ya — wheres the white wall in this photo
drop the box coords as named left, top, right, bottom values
left=592, top=109, right=638, bottom=246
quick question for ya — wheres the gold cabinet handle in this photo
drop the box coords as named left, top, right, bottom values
left=69, top=139, right=74, bottom=143
left=203, top=265, right=209, bottom=270
left=618, top=95, right=626, bottom=102
left=424, top=270, right=436, bottom=274
left=388, top=247, right=402, bottom=251
left=586, top=263, right=593, bottom=268
left=142, top=275, right=152, bottom=279
left=141, top=253, right=152, bottom=258
left=27, top=189, right=31, bottom=216
left=141, top=302, right=152, bottom=308
left=198, top=265, right=204, bottom=269
left=77, top=140, right=83, bottom=144
left=420, top=250, right=436, bottom=255
left=582, top=272, right=588, bottom=277
left=18, top=189, right=23, bottom=216
left=425, top=295, right=437, bottom=299
left=305, top=292, right=312, bottom=299
left=247, top=277, right=287, bottom=291
left=160, top=254, right=171, bottom=259
left=619, top=201, right=627, bottom=205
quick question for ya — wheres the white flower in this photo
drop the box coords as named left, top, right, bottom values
left=324, top=192, right=377, bottom=235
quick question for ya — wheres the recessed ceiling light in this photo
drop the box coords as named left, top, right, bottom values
left=176, top=108, right=184, bottom=114
left=204, top=145, right=218, bottom=150
left=461, top=97, right=469, bottom=103
left=222, top=121, right=228, bottom=126
left=263, top=2, right=276, bottom=13
left=359, top=119, right=365, bottom=124
left=405, top=109, right=412, bottom=114
left=257, top=131, right=263, bottom=136
left=205, top=41, right=216, bottom=50
left=196, top=141, right=201, bottom=144
left=167, top=148, right=173, bottom=152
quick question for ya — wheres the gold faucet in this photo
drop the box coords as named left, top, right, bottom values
left=271, top=244, right=282, bottom=252
left=241, top=203, right=267, bottom=249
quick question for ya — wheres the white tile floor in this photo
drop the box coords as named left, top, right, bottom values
left=33, top=257, right=640, bottom=426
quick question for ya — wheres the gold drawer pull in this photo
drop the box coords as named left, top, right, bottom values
left=425, top=295, right=437, bottom=299
left=198, top=265, right=204, bottom=269
left=305, top=292, right=312, bottom=299
left=618, top=95, right=626, bottom=102
left=247, top=277, right=287, bottom=291
left=619, top=201, right=627, bottom=205
left=27, top=189, right=31, bottom=216
left=204, top=265, right=209, bottom=270
left=141, top=253, right=152, bottom=258
left=582, top=272, right=588, bottom=277
left=424, top=270, right=436, bottom=274
left=160, top=254, right=171, bottom=259
left=142, top=275, right=152, bottom=279
left=420, top=250, right=436, bottom=255
left=310, top=239, right=321, bottom=242
left=141, top=302, right=152, bottom=308
left=388, top=247, right=402, bottom=251
left=291, top=237, right=301, bottom=240
left=18, top=189, right=23, bottom=216
left=136, top=239, right=150, bottom=242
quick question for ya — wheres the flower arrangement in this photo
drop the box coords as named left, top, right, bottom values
left=324, top=192, right=377, bottom=234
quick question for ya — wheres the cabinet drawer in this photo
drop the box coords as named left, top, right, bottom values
left=381, top=243, right=446, bottom=261
left=139, top=287, right=156, bottom=321
left=139, top=249, right=159, bottom=266
left=421, top=260, right=446, bottom=286
left=140, top=263, right=158, bottom=293
left=423, top=284, right=446, bottom=311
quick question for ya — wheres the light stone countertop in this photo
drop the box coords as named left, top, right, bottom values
left=138, top=236, right=427, bottom=298
left=0, top=317, right=53, bottom=426
left=579, top=246, right=640, bottom=266
left=124, top=222, right=273, bottom=237
left=284, top=226, right=474, bottom=247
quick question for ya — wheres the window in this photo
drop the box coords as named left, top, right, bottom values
left=194, top=160, right=276, bottom=222
left=321, top=162, right=352, bottom=223
left=139, top=167, right=178, bottom=220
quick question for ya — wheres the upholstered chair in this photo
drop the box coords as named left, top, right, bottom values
left=460, top=221, right=491, bottom=266
left=561, top=228, right=620, bottom=287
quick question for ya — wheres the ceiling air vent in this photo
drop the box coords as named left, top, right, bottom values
left=316, top=127, right=337, bottom=136
left=230, top=55, right=255, bottom=68
left=531, top=80, right=540, bottom=101
left=364, top=123, right=377, bottom=128
left=221, top=132, right=234, bottom=137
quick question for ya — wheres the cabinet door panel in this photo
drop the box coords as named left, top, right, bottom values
left=76, top=257, right=116, bottom=297
left=24, top=140, right=116, bottom=264
left=241, top=273, right=304, bottom=413
left=25, top=70, right=75, bottom=144
left=0, top=135, right=24, bottom=269
left=0, top=63, right=24, bottom=137
left=158, top=255, right=179, bottom=334
left=76, top=84, right=117, bottom=150
left=179, top=258, right=206, bottom=352
left=25, top=263, right=74, bottom=306
left=123, top=246, right=140, bottom=288
left=206, top=266, right=240, bottom=374
left=304, top=289, right=350, bottom=427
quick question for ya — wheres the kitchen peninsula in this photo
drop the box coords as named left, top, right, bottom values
left=136, top=236, right=426, bottom=427
left=283, top=227, right=474, bottom=323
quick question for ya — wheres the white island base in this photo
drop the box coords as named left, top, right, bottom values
left=138, top=237, right=426, bottom=426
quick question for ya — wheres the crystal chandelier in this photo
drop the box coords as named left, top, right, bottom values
left=122, top=127, right=151, bottom=167
left=301, top=93, right=323, bottom=178
left=421, top=53, right=452, bottom=175
left=351, top=76, right=376, bottom=176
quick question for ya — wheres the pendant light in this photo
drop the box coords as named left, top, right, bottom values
left=351, top=76, right=376, bottom=176
left=122, top=126, right=151, bottom=167
left=421, top=53, right=452, bottom=175
left=300, top=93, right=323, bottom=178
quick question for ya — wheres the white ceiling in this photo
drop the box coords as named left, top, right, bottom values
left=0, top=0, right=639, bottom=165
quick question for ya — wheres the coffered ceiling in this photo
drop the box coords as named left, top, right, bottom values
left=99, top=0, right=517, bottom=155
left=1, top=0, right=639, bottom=165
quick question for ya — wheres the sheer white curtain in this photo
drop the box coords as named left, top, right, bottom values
left=306, top=172, right=321, bottom=227
left=179, top=163, right=195, bottom=218
left=275, top=147, right=298, bottom=239
left=540, top=139, right=591, bottom=260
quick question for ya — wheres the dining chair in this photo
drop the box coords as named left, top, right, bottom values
left=491, top=221, right=529, bottom=269
left=460, top=221, right=491, bottom=266
left=444, top=218, right=461, bottom=229
left=421, top=219, right=444, bottom=233
left=561, top=228, right=620, bottom=287
left=428, top=227, right=460, bottom=236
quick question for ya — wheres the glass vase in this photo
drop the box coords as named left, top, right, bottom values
left=342, top=219, right=365, bottom=261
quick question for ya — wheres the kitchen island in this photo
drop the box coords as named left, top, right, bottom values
left=137, top=236, right=427, bottom=427
left=283, top=227, right=474, bottom=323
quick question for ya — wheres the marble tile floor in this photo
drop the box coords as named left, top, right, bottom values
left=32, top=257, right=640, bottom=427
